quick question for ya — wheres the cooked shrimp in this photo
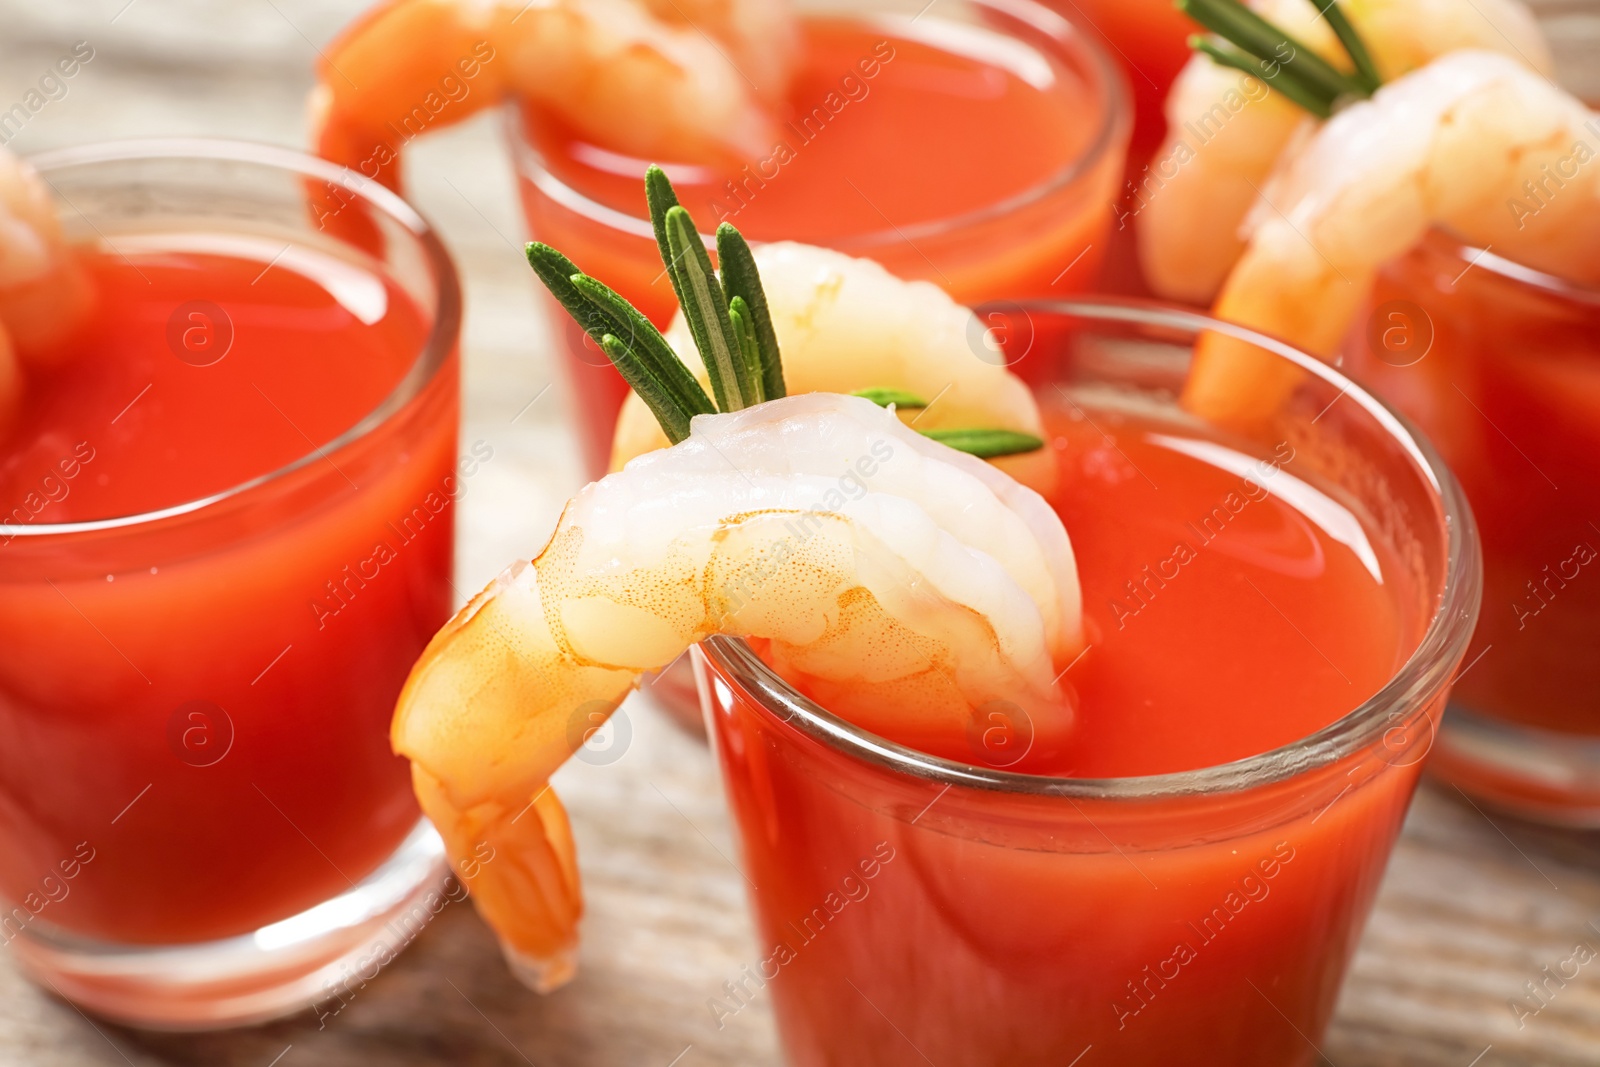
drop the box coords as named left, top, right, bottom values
left=1185, top=49, right=1600, bottom=420
left=1138, top=0, right=1551, bottom=304
left=309, top=0, right=796, bottom=194
left=610, top=241, right=1057, bottom=493
left=0, top=146, right=95, bottom=431
left=392, top=391, right=1083, bottom=988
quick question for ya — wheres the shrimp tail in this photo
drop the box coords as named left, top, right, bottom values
left=393, top=558, right=639, bottom=987
left=310, top=0, right=503, bottom=194
left=412, top=765, right=584, bottom=991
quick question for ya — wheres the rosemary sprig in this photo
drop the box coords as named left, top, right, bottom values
left=1178, top=0, right=1380, bottom=116
left=526, top=168, right=1043, bottom=461
left=1191, top=37, right=1333, bottom=118
left=598, top=333, right=696, bottom=443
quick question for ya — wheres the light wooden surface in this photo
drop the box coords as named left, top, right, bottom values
left=3, top=2, right=1599, bottom=1064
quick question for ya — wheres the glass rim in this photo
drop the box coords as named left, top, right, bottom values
left=701, top=295, right=1483, bottom=801
left=505, top=0, right=1132, bottom=252
left=1434, top=229, right=1600, bottom=308
left=1, top=137, right=462, bottom=538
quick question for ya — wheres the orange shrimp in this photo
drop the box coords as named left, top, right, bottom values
left=1139, top=0, right=1550, bottom=304
left=393, top=392, right=1083, bottom=989
left=308, top=0, right=796, bottom=194
left=1186, top=50, right=1600, bottom=421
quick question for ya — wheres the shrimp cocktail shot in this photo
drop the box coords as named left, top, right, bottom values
left=310, top=0, right=1133, bottom=475
left=392, top=165, right=1478, bottom=1064
left=0, top=142, right=460, bottom=1028
left=1137, top=0, right=1600, bottom=822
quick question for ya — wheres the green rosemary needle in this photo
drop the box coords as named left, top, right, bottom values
left=1313, top=0, right=1381, bottom=92
left=920, top=428, right=1045, bottom=459
left=727, top=296, right=766, bottom=405
left=665, top=206, right=755, bottom=411
left=852, top=387, right=930, bottom=409
left=717, top=223, right=785, bottom=401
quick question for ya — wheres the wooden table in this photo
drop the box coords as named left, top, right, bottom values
left=2, top=2, right=1598, bottom=1063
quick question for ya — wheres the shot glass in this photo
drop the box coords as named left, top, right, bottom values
left=0, top=140, right=461, bottom=1029
left=695, top=299, right=1480, bottom=1066
left=1350, top=230, right=1600, bottom=823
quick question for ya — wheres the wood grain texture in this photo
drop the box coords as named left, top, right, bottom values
left=1, top=1, right=1598, bottom=1064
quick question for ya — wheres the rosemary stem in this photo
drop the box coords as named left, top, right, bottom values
left=1312, top=0, right=1381, bottom=92
left=1180, top=0, right=1361, bottom=103
left=1192, top=37, right=1333, bottom=118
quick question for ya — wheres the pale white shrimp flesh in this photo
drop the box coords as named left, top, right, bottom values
left=391, top=392, right=1083, bottom=989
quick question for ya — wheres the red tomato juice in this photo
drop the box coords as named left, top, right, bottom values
left=702, top=400, right=1438, bottom=1065
left=516, top=12, right=1129, bottom=473
left=0, top=241, right=457, bottom=944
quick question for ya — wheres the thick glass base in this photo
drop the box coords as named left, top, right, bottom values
left=1433, top=704, right=1600, bottom=827
left=12, top=819, right=450, bottom=1031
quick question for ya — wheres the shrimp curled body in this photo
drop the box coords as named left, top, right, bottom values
left=311, top=0, right=797, bottom=193
left=1187, top=49, right=1600, bottom=420
left=392, top=393, right=1083, bottom=989
left=1139, top=0, right=1550, bottom=304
